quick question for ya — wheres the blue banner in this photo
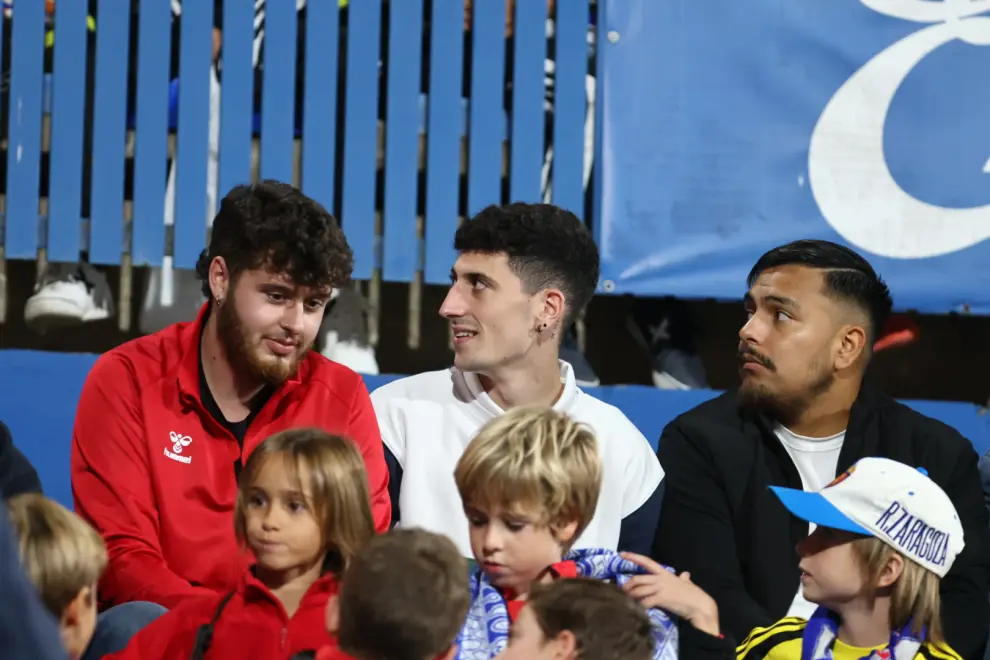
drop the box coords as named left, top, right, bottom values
left=597, top=0, right=990, bottom=313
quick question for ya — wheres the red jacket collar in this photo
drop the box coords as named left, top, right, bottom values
left=239, top=567, right=339, bottom=607
left=500, top=560, right=578, bottom=601
left=175, top=303, right=210, bottom=399
left=176, top=303, right=309, bottom=404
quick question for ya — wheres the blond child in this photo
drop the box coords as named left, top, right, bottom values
left=107, top=428, right=377, bottom=660
left=7, top=493, right=108, bottom=660
left=624, top=457, right=966, bottom=660
left=451, top=405, right=678, bottom=660
left=496, top=577, right=655, bottom=660
left=318, top=527, right=471, bottom=660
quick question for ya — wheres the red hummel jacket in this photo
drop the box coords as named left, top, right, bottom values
left=106, top=569, right=341, bottom=660
left=71, top=305, right=390, bottom=609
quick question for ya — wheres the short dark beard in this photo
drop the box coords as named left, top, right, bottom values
left=738, top=362, right=835, bottom=428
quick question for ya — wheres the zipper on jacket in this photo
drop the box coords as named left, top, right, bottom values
left=281, top=627, right=287, bottom=649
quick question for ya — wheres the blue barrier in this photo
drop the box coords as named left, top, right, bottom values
left=2, top=349, right=988, bottom=511
left=1, top=1, right=591, bottom=291
left=6, top=1, right=990, bottom=315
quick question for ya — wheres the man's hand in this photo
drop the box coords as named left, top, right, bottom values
left=621, top=552, right=722, bottom=638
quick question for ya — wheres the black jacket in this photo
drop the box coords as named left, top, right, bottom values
left=0, top=422, right=42, bottom=500
left=652, top=386, right=990, bottom=660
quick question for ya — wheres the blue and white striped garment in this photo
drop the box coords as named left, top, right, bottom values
left=455, top=547, right=680, bottom=660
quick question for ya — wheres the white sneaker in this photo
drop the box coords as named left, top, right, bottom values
left=652, top=370, right=693, bottom=391
left=317, top=288, right=379, bottom=375
left=24, top=263, right=113, bottom=331
left=321, top=329, right=380, bottom=375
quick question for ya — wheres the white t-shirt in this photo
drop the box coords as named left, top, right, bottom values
left=774, top=423, right=845, bottom=620
left=371, top=361, right=665, bottom=557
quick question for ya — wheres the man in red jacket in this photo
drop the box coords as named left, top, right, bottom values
left=70, top=181, right=390, bottom=652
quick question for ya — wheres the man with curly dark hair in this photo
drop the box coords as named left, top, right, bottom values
left=70, top=181, right=391, bottom=619
left=372, top=202, right=664, bottom=558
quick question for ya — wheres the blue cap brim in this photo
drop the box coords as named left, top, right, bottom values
left=769, top=486, right=871, bottom=536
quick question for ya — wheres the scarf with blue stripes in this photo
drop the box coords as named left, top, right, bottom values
left=803, top=607, right=923, bottom=660
left=454, top=547, right=679, bottom=660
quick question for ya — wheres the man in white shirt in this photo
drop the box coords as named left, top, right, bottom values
left=371, top=202, right=664, bottom=557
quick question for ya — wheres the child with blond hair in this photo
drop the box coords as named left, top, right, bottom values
left=7, top=493, right=108, bottom=660
left=737, top=457, right=965, bottom=660
left=452, top=405, right=679, bottom=660
left=623, top=457, right=967, bottom=660
left=107, top=428, right=377, bottom=659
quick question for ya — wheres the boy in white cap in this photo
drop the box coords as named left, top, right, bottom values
left=622, top=456, right=966, bottom=660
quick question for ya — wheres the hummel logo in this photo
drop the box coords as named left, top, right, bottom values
left=165, top=432, right=193, bottom=464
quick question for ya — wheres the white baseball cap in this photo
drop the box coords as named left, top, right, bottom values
left=770, top=457, right=965, bottom=577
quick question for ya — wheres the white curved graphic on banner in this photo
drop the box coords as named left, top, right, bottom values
left=808, top=1, right=990, bottom=259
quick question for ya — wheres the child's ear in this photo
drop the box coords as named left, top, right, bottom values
left=60, top=585, right=91, bottom=628
left=876, top=552, right=905, bottom=589
left=547, top=630, right=578, bottom=659
left=553, top=518, right=580, bottom=547
left=439, top=645, right=458, bottom=660
left=325, top=594, right=340, bottom=634
left=60, top=585, right=97, bottom=660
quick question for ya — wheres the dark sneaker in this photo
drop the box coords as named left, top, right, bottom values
left=139, top=266, right=206, bottom=335
left=561, top=323, right=600, bottom=388
left=627, top=299, right=710, bottom=390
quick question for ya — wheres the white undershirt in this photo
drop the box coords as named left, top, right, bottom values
left=773, top=423, right=845, bottom=620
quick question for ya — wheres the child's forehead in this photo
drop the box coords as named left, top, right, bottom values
left=465, top=499, right=544, bottom=518
left=251, top=453, right=314, bottom=492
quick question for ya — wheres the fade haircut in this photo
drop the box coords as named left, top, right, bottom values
left=454, top=203, right=600, bottom=327
left=527, top=578, right=655, bottom=660
left=6, top=494, right=107, bottom=617
left=454, top=405, right=601, bottom=551
left=747, top=239, right=893, bottom=345
left=196, top=180, right=354, bottom=297
left=337, top=528, right=470, bottom=660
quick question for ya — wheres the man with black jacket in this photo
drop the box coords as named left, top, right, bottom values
left=652, top=240, right=990, bottom=659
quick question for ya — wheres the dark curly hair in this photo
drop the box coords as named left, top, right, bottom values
left=454, top=203, right=600, bottom=327
left=196, top=180, right=353, bottom=297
